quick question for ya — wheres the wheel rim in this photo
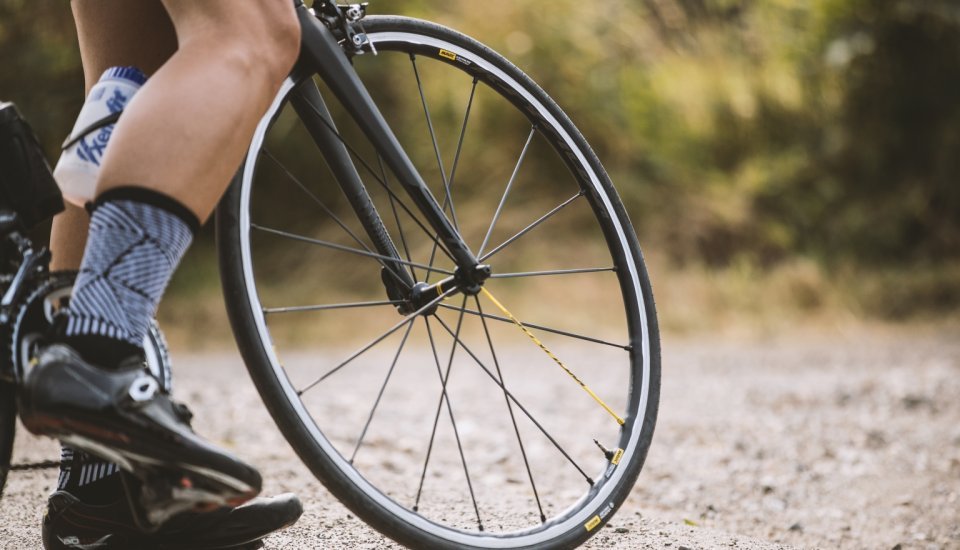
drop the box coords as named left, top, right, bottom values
left=237, top=22, right=653, bottom=546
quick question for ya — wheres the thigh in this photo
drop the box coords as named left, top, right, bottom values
left=71, top=0, right=178, bottom=92
left=159, top=0, right=298, bottom=53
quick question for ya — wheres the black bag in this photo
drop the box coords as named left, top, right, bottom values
left=0, top=102, right=64, bottom=229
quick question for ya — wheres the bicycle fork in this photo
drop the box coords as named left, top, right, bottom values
left=289, top=2, right=490, bottom=313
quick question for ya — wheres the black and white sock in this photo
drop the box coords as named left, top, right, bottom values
left=56, top=186, right=199, bottom=501
left=64, top=187, right=198, bottom=361
left=56, top=447, right=122, bottom=504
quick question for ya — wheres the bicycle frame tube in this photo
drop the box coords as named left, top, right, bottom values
left=288, top=79, right=416, bottom=291
left=291, top=3, right=483, bottom=286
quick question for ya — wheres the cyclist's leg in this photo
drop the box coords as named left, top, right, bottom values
left=49, top=0, right=176, bottom=273
left=51, top=1, right=298, bottom=367
left=96, top=0, right=301, bottom=221
left=51, top=0, right=300, bottom=260
left=25, top=0, right=303, bottom=539
left=48, top=0, right=178, bottom=508
left=46, top=0, right=299, bottom=386
left=48, top=203, right=88, bottom=272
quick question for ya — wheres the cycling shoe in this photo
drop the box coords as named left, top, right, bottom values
left=20, top=343, right=262, bottom=526
left=43, top=489, right=302, bottom=549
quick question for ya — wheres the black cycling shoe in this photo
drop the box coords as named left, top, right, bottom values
left=20, top=344, right=263, bottom=527
left=42, top=489, right=303, bottom=549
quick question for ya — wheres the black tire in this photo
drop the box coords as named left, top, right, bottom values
left=218, top=16, right=660, bottom=549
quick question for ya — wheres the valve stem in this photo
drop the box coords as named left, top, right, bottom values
left=593, top=439, right=615, bottom=461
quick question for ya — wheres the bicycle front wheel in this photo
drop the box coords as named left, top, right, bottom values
left=218, top=16, right=660, bottom=549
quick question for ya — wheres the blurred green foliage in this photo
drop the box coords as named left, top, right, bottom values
left=2, top=0, right=958, bottom=271
left=400, top=0, right=960, bottom=269
left=0, top=1, right=83, bottom=154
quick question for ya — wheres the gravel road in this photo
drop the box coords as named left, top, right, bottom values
left=2, top=327, right=958, bottom=549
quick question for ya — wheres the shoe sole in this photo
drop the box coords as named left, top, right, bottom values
left=24, top=414, right=257, bottom=513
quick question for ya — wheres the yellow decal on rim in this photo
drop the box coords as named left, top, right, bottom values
left=584, top=515, right=602, bottom=531
left=611, top=448, right=624, bottom=465
left=439, top=49, right=458, bottom=61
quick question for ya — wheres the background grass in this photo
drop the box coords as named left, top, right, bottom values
left=2, top=0, right=958, bottom=345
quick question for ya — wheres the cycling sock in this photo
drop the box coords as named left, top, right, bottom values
left=62, top=186, right=199, bottom=368
left=57, top=446, right=123, bottom=505
left=56, top=187, right=198, bottom=500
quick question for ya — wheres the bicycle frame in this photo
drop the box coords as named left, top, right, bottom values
left=287, top=1, right=489, bottom=298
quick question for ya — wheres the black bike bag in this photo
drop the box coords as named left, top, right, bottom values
left=0, top=102, right=64, bottom=229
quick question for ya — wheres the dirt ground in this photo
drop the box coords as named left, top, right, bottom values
left=1, top=326, right=958, bottom=549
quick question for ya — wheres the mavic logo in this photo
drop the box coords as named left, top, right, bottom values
left=59, top=534, right=112, bottom=549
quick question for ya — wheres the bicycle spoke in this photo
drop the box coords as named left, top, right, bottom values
left=431, top=314, right=594, bottom=485
left=436, top=302, right=630, bottom=350
left=481, top=288, right=625, bottom=426
left=350, top=321, right=415, bottom=464
left=296, top=88, right=457, bottom=263
left=475, top=296, right=546, bottom=524
left=480, top=191, right=584, bottom=262
left=448, top=79, right=478, bottom=201
left=261, top=149, right=412, bottom=290
left=478, top=126, right=537, bottom=257
left=437, top=303, right=483, bottom=530
left=413, top=318, right=446, bottom=512
left=251, top=224, right=454, bottom=275
left=297, top=288, right=456, bottom=395
left=414, top=301, right=484, bottom=533
left=411, top=55, right=459, bottom=231
left=423, top=78, right=478, bottom=283
left=263, top=301, right=402, bottom=315
left=490, top=267, right=616, bottom=279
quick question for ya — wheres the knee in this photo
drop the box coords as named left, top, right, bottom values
left=183, top=1, right=300, bottom=87
left=253, top=1, right=301, bottom=85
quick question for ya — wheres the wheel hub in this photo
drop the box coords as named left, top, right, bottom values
left=391, top=264, right=492, bottom=316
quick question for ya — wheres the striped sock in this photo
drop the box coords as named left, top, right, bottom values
left=56, top=186, right=198, bottom=502
left=56, top=446, right=123, bottom=505
left=57, top=447, right=118, bottom=489
left=62, top=186, right=198, bottom=365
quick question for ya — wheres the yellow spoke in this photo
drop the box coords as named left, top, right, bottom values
left=479, top=287, right=625, bottom=426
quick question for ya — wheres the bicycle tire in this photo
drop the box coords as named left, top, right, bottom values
left=218, top=16, right=660, bottom=549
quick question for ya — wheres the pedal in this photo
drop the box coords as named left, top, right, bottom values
left=120, top=468, right=232, bottom=532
